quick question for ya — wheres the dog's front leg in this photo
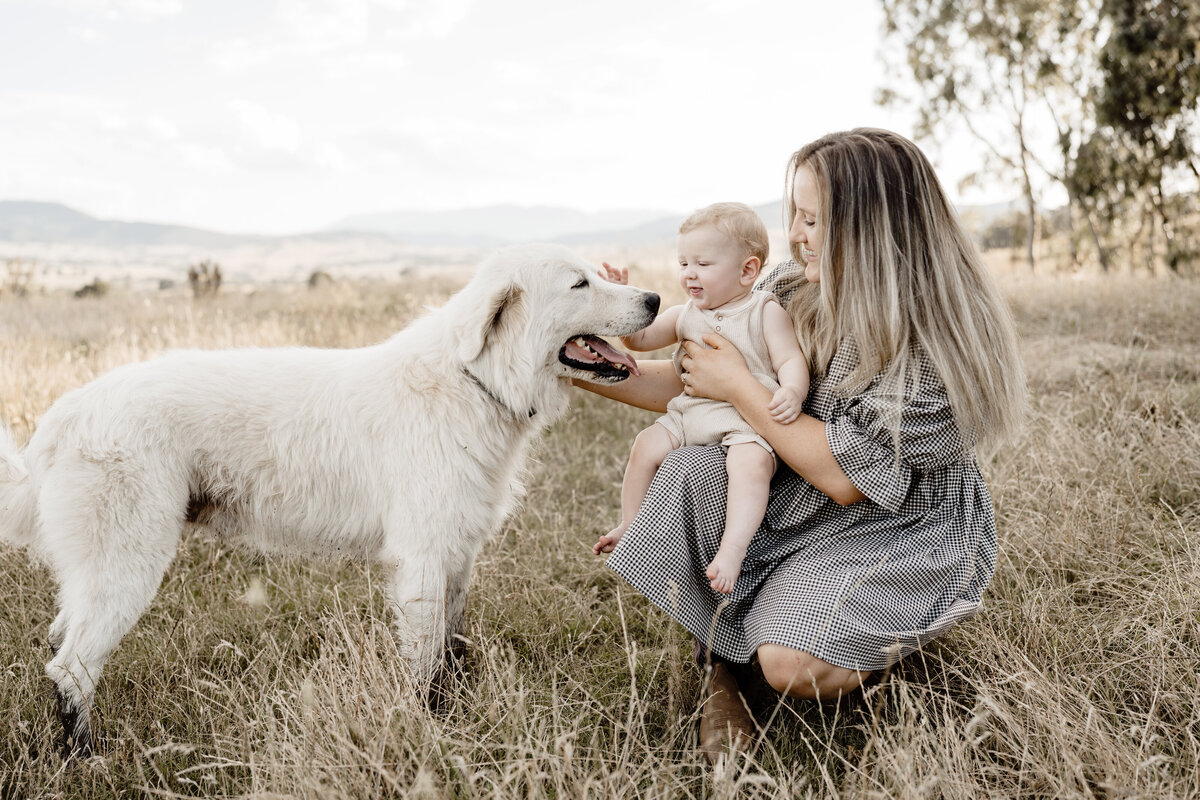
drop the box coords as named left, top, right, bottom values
left=443, top=552, right=475, bottom=651
left=386, top=552, right=447, bottom=696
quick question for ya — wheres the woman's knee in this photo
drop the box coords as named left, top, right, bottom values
left=756, top=644, right=869, bottom=701
left=657, top=445, right=724, bottom=481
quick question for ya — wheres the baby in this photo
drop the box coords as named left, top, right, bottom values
left=593, top=202, right=809, bottom=593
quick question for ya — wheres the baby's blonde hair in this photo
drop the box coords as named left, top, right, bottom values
left=679, top=202, right=770, bottom=268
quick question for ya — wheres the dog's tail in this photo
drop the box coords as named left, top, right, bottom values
left=0, top=426, right=38, bottom=550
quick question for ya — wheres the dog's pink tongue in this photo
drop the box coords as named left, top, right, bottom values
left=569, top=336, right=640, bottom=376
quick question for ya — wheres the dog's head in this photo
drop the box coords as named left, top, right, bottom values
left=453, top=244, right=660, bottom=388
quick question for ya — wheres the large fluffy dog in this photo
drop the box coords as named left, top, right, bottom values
left=0, top=243, right=659, bottom=755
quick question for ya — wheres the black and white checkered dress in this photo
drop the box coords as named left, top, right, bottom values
left=605, top=262, right=997, bottom=671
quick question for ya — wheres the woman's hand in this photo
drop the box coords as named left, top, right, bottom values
left=679, top=333, right=752, bottom=403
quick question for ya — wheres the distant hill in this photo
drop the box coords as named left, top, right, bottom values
left=0, top=198, right=1017, bottom=250
left=0, top=201, right=260, bottom=247
left=0, top=201, right=399, bottom=248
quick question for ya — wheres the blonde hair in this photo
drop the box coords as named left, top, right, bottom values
left=779, top=128, right=1025, bottom=452
left=679, top=202, right=770, bottom=269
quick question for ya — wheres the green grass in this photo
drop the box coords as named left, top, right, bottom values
left=1, top=273, right=1198, bottom=798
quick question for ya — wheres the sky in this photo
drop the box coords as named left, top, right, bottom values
left=0, top=0, right=1009, bottom=235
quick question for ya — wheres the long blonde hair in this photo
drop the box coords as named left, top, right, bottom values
left=779, top=128, right=1025, bottom=452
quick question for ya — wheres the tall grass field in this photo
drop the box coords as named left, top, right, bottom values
left=1, top=268, right=1198, bottom=798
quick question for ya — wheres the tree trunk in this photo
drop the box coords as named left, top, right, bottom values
left=1084, top=207, right=1108, bottom=272
left=1024, top=195, right=1037, bottom=271
left=1019, top=147, right=1037, bottom=271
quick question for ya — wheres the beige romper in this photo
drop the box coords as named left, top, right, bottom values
left=657, top=290, right=782, bottom=453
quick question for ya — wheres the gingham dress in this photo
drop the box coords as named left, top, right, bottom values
left=606, top=262, right=997, bottom=671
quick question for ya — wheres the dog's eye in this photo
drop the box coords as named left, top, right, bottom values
left=571, top=278, right=588, bottom=289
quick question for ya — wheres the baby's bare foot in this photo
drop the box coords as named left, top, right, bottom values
left=705, top=550, right=745, bottom=594
left=593, top=522, right=629, bottom=555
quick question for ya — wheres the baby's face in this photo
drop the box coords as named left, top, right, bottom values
left=676, top=225, right=758, bottom=310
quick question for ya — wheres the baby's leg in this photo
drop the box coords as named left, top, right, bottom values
left=706, top=443, right=775, bottom=593
left=594, top=424, right=678, bottom=554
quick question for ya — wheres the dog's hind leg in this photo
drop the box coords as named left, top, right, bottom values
left=40, top=461, right=185, bottom=757
left=46, top=527, right=181, bottom=756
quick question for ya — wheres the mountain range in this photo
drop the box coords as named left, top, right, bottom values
left=0, top=200, right=784, bottom=249
left=0, top=198, right=1024, bottom=250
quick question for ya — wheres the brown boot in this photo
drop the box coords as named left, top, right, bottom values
left=698, top=659, right=757, bottom=764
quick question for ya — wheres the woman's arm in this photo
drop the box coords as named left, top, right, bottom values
left=572, top=360, right=683, bottom=413
left=680, top=335, right=866, bottom=505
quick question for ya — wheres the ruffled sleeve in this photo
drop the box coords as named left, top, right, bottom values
left=824, top=354, right=971, bottom=513
left=755, top=259, right=806, bottom=306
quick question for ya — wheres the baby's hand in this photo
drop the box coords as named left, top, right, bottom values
left=768, top=385, right=804, bottom=424
left=598, top=262, right=628, bottom=285
left=593, top=521, right=629, bottom=555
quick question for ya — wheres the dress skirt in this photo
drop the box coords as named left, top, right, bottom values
left=605, top=313, right=998, bottom=671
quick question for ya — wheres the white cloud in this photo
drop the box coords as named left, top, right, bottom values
left=144, top=115, right=179, bottom=141
left=313, top=141, right=350, bottom=172
left=230, top=100, right=302, bottom=154
left=322, top=50, right=407, bottom=80
left=52, top=0, right=182, bottom=17
left=382, top=0, right=471, bottom=39
left=208, top=0, right=370, bottom=72
left=121, top=0, right=182, bottom=15
left=276, top=0, right=368, bottom=47
left=177, top=142, right=236, bottom=172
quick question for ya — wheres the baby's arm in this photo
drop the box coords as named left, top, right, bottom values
left=761, top=300, right=809, bottom=424
left=598, top=261, right=682, bottom=352
left=621, top=304, right=683, bottom=352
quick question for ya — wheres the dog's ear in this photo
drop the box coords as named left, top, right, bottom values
left=457, top=283, right=526, bottom=362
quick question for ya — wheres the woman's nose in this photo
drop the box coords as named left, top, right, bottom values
left=788, top=217, right=805, bottom=243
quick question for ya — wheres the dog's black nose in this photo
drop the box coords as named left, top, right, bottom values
left=645, top=293, right=661, bottom=315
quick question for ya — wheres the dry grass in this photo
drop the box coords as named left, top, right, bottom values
left=1, top=271, right=1198, bottom=798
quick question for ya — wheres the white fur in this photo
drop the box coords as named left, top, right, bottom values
left=0, top=243, right=658, bottom=752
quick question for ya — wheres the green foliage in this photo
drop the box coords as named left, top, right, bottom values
left=1070, top=0, right=1200, bottom=272
left=880, top=0, right=1098, bottom=270
left=187, top=259, right=222, bottom=298
left=73, top=277, right=110, bottom=299
left=880, top=0, right=1200, bottom=274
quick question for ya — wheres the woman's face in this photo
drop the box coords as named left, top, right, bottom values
left=788, top=164, right=822, bottom=284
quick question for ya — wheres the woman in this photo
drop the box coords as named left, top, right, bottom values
left=584, top=128, right=1026, bottom=762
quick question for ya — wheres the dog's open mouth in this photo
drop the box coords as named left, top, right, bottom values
left=559, top=335, right=640, bottom=380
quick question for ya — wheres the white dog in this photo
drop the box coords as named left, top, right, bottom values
left=0, top=243, right=659, bottom=755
